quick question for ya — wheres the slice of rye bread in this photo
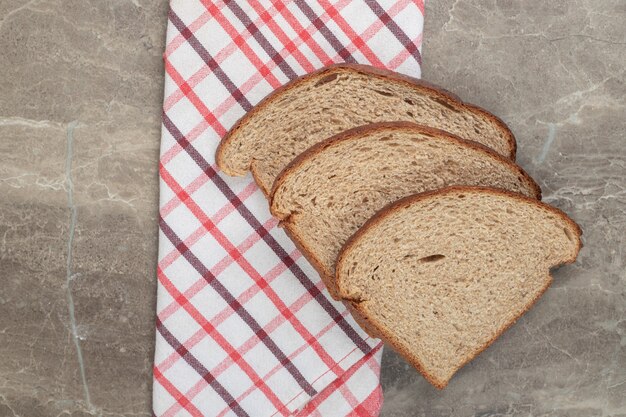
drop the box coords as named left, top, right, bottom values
left=335, top=186, right=582, bottom=389
left=270, top=122, right=540, bottom=299
left=216, top=64, right=517, bottom=196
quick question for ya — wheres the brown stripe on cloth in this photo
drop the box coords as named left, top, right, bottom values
left=294, top=0, right=357, bottom=63
left=156, top=317, right=251, bottom=417
left=223, top=0, right=299, bottom=80
left=168, top=9, right=254, bottom=111
left=366, top=1, right=422, bottom=65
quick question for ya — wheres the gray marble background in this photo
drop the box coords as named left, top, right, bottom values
left=0, top=1, right=624, bottom=416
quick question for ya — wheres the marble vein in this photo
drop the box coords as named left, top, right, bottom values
left=0, top=116, right=60, bottom=128
left=0, top=0, right=38, bottom=31
left=535, top=123, right=557, bottom=164
left=64, top=120, right=95, bottom=413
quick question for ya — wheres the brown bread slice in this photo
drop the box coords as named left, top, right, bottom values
left=270, top=122, right=540, bottom=299
left=216, top=64, right=517, bottom=195
left=336, top=187, right=582, bottom=388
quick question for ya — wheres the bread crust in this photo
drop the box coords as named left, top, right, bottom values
left=338, top=186, right=582, bottom=265
left=270, top=123, right=541, bottom=299
left=216, top=63, right=518, bottom=184
left=281, top=224, right=386, bottom=337
left=279, top=223, right=340, bottom=299
left=351, top=272, right=553, bottom=389
left=344, top=301, right=383, bottom=339
left=335, top=186, right=583, bottom=388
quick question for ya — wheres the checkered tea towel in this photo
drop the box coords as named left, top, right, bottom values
left=153, top=1, right=424, bottom=415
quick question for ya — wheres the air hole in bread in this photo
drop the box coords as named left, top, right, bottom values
left=418, top=254, right=446, bottom=263
left=406, top=111, right=414, bottom=117
left=314, top=73, right=338, bottom=86
left=343, top=292, right=365, bottom=303
left=404, top=98, right=414, bottom=105
left=374, top=89, right=394, bottom=97
left=563, top=227, right=574, bottom=242
left=433, top=97, right=459, bottom=112
left=379, top=136, right=393, bottom=142
left=457, top=194, right=466, bottom=199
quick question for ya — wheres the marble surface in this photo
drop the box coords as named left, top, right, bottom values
left=0, top=0, right=624, bottom=416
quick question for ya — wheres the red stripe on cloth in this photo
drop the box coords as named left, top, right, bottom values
left=157, top=216, right=277, bottom=324
left=164, top=1, right=310, bottom=115
left=293, top=0, right=356, bottom=63
left=158, top=215, right=318, bottom=397
left=214, top=308, right=356, bottom=417
left=164, top=52, right=219, bottom=112
left=158, top=173, right=258, bottom=275
left=338, top=380, right=361, bottom=413
left=160, top=178, right=255, bottom=228
left=414, top=0, right=425, bottom=14
left=156, top=321, right=253, bottom=417
left=291, top=344, right=383, bottom=417
left=162, top=0, right=346, bottom=119
left=159, top=116, right=211, bottom=165
left=164, top=64, right=227, bottom=136
left=154, top=366, right=206, bottom=417
left=157, top=270, right=291, bottom=415
left=201, top=0, right=284, bottom=85
left=346, top=386, right=383, bottom=417
left=247, top=0, right=316, bottom=73
left=219, top=0, right=299, bottom=80
left=273, top=335, right=379, bottom=415
left=365, top=1, right=423, bottom=66
left=165, top=278, right=344, bottom=417
left=388, top=34, right=423, bottom=69
left=163, top=7, right=282, bottom=113
left=271, top=0, right=334, bottom=65
left=164, top=10, right=214, bottom=59
left=156, top=249, right=302, bottom=375
left=356, top=0, right=414, bottom=69
left=318, top=0, right=386, bottom=67
left=169, top=8, right=254, bottom=111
